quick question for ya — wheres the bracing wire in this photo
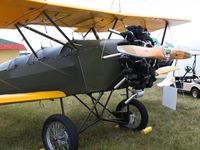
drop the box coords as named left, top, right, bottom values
left=111, top=0, right=121, bottom=13
left=42, top=18, right=53, bottom=47
left=118, top=0, right=121, bottom=13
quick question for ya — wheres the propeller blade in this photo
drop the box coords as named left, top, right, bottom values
left=117, top=45, right=166, bottom=60
left=117, top=45, right=192, bottom=60
left=185, top=50, right=200, bottom=56
left=170, top=49, right=192, bottom=59
left=156, top=66, right=179, bottom=75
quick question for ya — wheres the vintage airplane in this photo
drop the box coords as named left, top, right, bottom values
left=0, top=0, right=191, bottom=149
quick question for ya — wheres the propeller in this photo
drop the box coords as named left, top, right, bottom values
left=155, top=66, right=179, bottom=75
left=117, top=45, right=192, bottom=60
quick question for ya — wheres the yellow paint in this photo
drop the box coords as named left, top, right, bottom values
left=39, top=148, right=45, bottom=150
left=0, top=91, right=66, bottom=105
left=0, top=0, right=189, bottom=32
left=141, top=126, right=153, bottom=135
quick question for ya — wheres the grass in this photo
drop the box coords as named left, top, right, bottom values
left=0, top=83, right=200, bottom=150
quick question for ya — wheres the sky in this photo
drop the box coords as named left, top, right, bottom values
left=0, top=0, right=200, bottom=50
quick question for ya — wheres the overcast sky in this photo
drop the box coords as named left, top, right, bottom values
left=0, top=0, right=199, bottom=50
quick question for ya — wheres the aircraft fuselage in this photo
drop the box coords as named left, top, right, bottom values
left=0, top=39, right=123, bottom=95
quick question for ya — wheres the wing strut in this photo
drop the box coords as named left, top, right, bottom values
left=91, top=27, right=100, bottom=40
left=15, top=23, right=38, bottom=58
left=108, top=19, right=118, bottom=39
left=18, top=22, right=66, bottom=46
left=161, top=21, right=168, bottom=45
left=42, top=11, right=76, bottom=48
left=83, top=28, right=92, bottom=39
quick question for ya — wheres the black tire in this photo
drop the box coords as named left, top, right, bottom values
left=42, top=114, right=78, bottom=150
left=116, top=99, right=148, bottom=130
left=191, top=88, right=200, bottom=98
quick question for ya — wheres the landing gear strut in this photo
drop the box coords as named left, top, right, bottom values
left=42, top=88, right=148, bottom=149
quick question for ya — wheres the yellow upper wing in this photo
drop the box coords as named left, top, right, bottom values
left=0, top=0, right=189, bottom=32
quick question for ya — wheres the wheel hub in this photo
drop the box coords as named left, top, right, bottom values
left=47, top=122, right=70, bottom=149
left=56, top=131, right=69, bottom=145
left=128, top=114, right=136, bottom=126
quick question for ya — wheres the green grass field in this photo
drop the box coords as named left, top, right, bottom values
left=0, top=84, right=200, bottom=150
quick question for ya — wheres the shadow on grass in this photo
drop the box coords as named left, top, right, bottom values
left=0, top=89, right=200, bottom=150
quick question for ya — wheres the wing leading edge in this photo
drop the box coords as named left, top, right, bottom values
left=0, top=0, right=189, bottom=32
left=0, top=91, right=66, bottom=105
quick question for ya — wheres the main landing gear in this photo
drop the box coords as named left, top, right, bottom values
left=41, top=89, right=148, bottom=150
left=115, top=99, right=148, bottom=130
left=42, top=114, right=78, bottom=150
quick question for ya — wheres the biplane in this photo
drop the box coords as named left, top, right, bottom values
left=0, top=0, right=191, bottom=149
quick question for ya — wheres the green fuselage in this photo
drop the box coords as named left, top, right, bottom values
left=0, top=39, right=123, bottom=95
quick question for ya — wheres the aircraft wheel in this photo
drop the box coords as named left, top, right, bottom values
left=42, top=114, right=78, bottom=150
left=116, top=99, right=148, bottom=130
left=191, top=88, right=200, bottom=98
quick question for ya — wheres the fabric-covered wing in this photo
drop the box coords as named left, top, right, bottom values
left=0, top=0, right=189, bottom=32
left=0, top=91, right=66, bottom=105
